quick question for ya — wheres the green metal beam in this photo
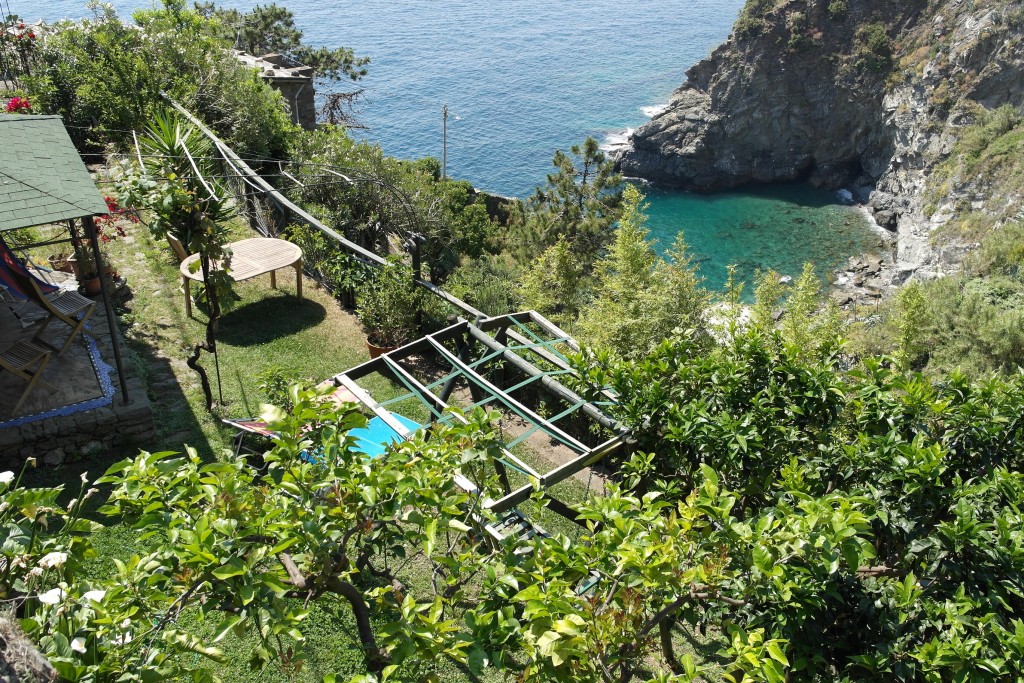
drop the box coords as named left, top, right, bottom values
left=465, top=324, right=624, bottom=434
left=426, top=337, right=590, bottom=453
left=540, top=434, right=626, bottom=488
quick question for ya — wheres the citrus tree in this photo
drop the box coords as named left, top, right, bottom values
left=572, top=311, right=1024, bottom=681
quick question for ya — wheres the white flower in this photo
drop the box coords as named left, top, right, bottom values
left=80, top=471, right=89, bottom=484
left=82, top=589, right=106, bottom=603
left=37, top=587, right=64, bottom=605
left=27, top=567, right=43, bottom=579
left=71, top=637, right=87, bottom=653
left=38, top=552, right=68, bottom=569
left=0, top=471, right=14, bottom=485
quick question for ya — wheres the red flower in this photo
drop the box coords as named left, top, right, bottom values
left=4, top=97, right=31, bottom=114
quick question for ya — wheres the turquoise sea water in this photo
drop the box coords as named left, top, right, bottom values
left=643, top=184, right=885, bottom=291
left=28, top=0, right=886, bottom=289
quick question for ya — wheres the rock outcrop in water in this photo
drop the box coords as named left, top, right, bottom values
left=619, top=0, right=1024, bottom=281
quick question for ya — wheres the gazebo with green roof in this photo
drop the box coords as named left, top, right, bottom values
left=0, top=113, right=129, bottom=403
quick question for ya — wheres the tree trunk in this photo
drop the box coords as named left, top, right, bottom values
left=325, top=577, right=388, bottom=673
left=659, top=617, right=683, bottom=674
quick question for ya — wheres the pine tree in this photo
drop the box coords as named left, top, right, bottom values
left=513, top=137, right=623, bottom=263
left=578, top=185, right=708, bottom=358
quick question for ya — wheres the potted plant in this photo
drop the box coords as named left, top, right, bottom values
left=47, top=251, right=74, bottom=274
left=69, top=197, right=136, bottom=294
left=356, top=259, right=422, bottom=357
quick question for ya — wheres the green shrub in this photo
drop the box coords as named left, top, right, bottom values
left=854, top=22, right=893, bottom=73
left=576, top=185, right=709, bottom=359
left=22, top=0, right=297, bottom=157
left=256, top=365, right=308, bottom=412
left=576, top=325, right=1024, bottom=681
left=827, top=1, right=848, bottom=19
left=286, top=223, right=371, bottom=307
left=894, top=281, right=929, bottom=370
left=923, top=275, right=1024, bottom=375
left=445, top=254, right=523, bottom=318
left=735, top=0, right=775, bottom=37
left=972, top=221, right=1024, bottom=277
left=355, top=258, right=423, bottom=348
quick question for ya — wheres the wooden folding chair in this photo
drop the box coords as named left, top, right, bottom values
left=166, top=233, right=189, bottom=263
left=6, top=264, right=97, bottom=356
left=0, top=340, right=54, bottom=416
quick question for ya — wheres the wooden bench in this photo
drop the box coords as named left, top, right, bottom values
left=177, top=237, right=302, bottom=317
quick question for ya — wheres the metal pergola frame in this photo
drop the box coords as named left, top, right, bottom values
left=321, top=311, right=629, bottom=543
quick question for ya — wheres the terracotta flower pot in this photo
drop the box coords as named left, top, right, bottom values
left=83, top=276, right=102, bottom=296
left=66, top=255, right=82, bottom=278
left=48, top=253, right=74, bottom=274
left=366, top=339, right=398, bottom=359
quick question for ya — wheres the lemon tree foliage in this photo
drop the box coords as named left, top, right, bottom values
left=4, top=262, right=1024, bottom=681
left=0, top=393, right=513, bottom=681
left=4, top=342, right=1024, bottom=682
left=574, top=315, right=1024, bottom=681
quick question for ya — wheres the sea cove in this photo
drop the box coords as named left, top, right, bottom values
left=30, top=0, right=884, bottom=289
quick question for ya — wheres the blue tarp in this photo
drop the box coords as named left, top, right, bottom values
left=349, top=413, right=422, bottom=459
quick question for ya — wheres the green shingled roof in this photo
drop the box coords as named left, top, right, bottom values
left=0, top=114, right=109, bottom=231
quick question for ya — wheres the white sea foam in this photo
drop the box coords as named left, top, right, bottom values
left=836, top=188, right=854, bottom=204
left=600, top=128, right=634, bottom=153
left=641, top=103, right=669, bottom=118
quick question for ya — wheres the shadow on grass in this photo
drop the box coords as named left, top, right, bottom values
left=20, top=325, right=213, bottom=524
left=215, top=294, right=328, bottom=347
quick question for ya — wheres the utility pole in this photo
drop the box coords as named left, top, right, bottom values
left=442, top=103, right=448, bottom=181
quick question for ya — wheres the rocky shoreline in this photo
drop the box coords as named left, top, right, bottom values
left=828, top=201, right=899, bottom=309
left=615, top=0, right=1024, bottom=290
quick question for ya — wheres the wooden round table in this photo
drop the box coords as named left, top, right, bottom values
left=179, top=237, right=302, bottom=317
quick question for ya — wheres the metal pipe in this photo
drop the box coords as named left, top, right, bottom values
left=465, top=324, right=623, bottom=434
left=84, top=217, right=129, bottom=405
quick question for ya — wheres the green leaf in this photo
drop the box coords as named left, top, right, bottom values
left=536, top=630, right=560, bottom=657
left=765, top=641, right=789, bottom=666
left=552, top=617, right=582, bottom=636
left=212, top=614, right=243, bottom=642
left=448, top=519, right=472, bottom=533
left=423, top=517, right=437, bottom=556
left=212, top=557, right=246, bottom=580
left=259, top=403, right=287, bottom=425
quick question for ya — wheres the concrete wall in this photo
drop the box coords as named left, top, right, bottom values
left=234, top=51, right=317, bottom=131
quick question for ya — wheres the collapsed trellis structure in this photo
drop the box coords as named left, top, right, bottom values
left=322, top=310, right=630, bottom=545
left=161, top=99, right=631, bottom=541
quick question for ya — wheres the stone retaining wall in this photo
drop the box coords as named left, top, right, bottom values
left=0, top=303, right=154, bottom=468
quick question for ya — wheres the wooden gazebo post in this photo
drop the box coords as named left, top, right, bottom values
left=83, top=216, right=130, bottom=405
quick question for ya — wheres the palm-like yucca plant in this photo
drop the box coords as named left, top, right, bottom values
left=117, top=108, right=238, bottom=409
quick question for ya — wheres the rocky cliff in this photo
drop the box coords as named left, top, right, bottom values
left=619, top=0, right=1024, bottom=282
